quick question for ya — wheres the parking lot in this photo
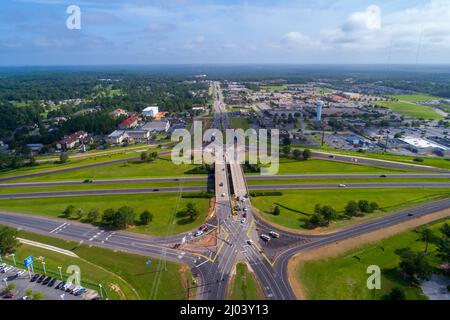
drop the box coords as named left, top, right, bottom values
left=1, top=263, right=99, bottom=300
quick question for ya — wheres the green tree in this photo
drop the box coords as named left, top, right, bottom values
left=0, top=226, right=20, bottom=255
left=186, top=202, right=199, bottom=220
left=302, top=149, right=312, bottom=160
left=369, top=202, right=379, bottom=212
left=307, top=213, right=327, bottom=229
left=321, top=205, right=338, bottom=223
left=358, top=200, right=371, bottom=213
left=140, top=151, right=149, bottom=162
left=440, top=223, right=450, bottom=238
left=62, top=205, right=76, bottom=218
left=59, top=153, right=69, bottom=164
left=86, top=209, right=100, bottom=223
left=395, top=248, right=432, bottom=282
left=5, top=283, right=16, bottom=293
left=32, top=292, right=44, bottom=300
left=344, top=201, right=359, bottom=216
left=384, top=287, right=406, bottom=300
left=292, top=149, right=302, bottom=160
left=282, top=145, right=291, bottom=157
left=74, top=208, right=84, bottom=220
left=273, top=206, right=281, bottom=216
left=140, top=210, right=153, bottom=225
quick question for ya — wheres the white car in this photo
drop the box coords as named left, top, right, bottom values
left=246, top=240, right=253, bottom=246
left=243, top=207, right=249, bottom=212
left=241, top=218, right=246, bottom=224
left=16, top=270, right=26, bottom=277
left=269, top=231, right=280, bottom=238
left=195, top=230, right=204, bottom=237
left=338, top=184, right=347, bottom=188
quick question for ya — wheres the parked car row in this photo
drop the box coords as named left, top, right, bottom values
left=30, top=274, right=87, bottom=296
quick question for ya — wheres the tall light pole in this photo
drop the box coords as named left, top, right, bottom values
left=11, top=254, right=16, bottom=266
left=99, top=284, right=103, bottom=299
left=41, top=261, right=46, bottom=275
left=58, top=266, right=63, bottom=279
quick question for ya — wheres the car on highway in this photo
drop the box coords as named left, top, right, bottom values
left=380, top=174, right=387, bottom=178
left=408, top=213, right=415, bottom=217
left=194, top=230, right=204, bottom=237
left=260, top=234, right=270, bottom=242
left=329, top=155, right=336, bottom=159
left=269, top=231, right=280, bottom=238
left=338, top=184, right=347, bottom=188
left=153, top=189, right=160, bottom=191
left=83, top=179, right=93, bottom=183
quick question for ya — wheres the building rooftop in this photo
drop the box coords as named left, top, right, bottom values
left=400, top=136, right=448, bottom=150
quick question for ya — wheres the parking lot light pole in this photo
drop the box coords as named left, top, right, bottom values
left=42, top=262, right=46, bottom=275
left=11, top=254, right=16, bottom=266
left=58, top=266, right=62, bottom=279
left=2, top=278, right=7, bottom=288
left=99, top=284, right=103, bottom=299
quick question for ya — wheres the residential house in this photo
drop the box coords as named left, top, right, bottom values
left=110, top=108, right=128, bottom=118
left=107, top=130, right=129, bottom=144
left=56, top=131, right=88, bottom=151
left=118, top=117, right=139, bottom=129
left=126, top=130, right=151, bottom=143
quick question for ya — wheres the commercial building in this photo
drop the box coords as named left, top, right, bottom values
left=399, top=136, right=448, bottom=154
left=107, top=130, right=129, bottom=144
left=142, top=106, right=159, bottom=117
left=141, top=120, right=170, bottom=132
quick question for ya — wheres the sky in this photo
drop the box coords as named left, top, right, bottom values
left=1, top=0, right=450, bottom=66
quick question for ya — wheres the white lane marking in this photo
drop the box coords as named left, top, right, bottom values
left=195, top=259, right=209, bottom=268
left=49, top=222, right=67, bottom=234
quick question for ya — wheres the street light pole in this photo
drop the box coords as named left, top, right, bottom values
left=42, top=262, right=46, bottom=275
left=11, top=254, right=16, bottom=266
left=99, top=284, right=103, bottom=299
left=58, top=266, right=62, bottom=279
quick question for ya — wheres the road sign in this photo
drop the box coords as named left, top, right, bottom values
left=24, top=256, right=34, bottom=268
left=145, top=259, right=152, bottom=265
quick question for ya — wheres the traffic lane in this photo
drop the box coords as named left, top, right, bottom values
left=274, top=197, right=450, bottom=299
left=0, top=151, right=172, bottom=182
left=249, top=183, right=450, bottom=190
left=0, top=186, right=208, bottom=199
left=275, top=198, right=450, bottom=290
left=312, top=152, right=447, bottom=173
left=0, top=176, right=209, bottom=188
left=246, top=173, right=450, bottom=180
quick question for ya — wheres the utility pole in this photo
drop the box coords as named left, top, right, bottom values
left=384, top=130, right=390, bottom=152
left=186, top=279, right=190, bottom=300
left=321, top=126, right=325, bottom=146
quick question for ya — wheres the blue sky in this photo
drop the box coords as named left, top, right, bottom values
left=1, top=0, right=450, bottom=65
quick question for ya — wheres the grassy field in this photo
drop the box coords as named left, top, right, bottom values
left=387, top=94, right=442, bottom=103
left=374, top=101, right=443, bottom=120
left=247, top=177, right=449, bottom=186
left=314, top=87, right=334, bottom=94
left=227, top=263, right=265, bottom=300
left=231, top=118, right=250, bottom=130
left=0, top=193, right=210, bottom=236
left=271, top=158, right=414, bottom=175
left=9, top=156, right=205, bottom=182
left=259, top=85, right=288, bottom=92
left=0, top=180, right=208, bottom=195
left=293, top=147, right=450, bottom=170
left=295, top=218, right=449, bottom=299
left=0, top=147, right=164, bottom=179
left=252, top=188, right=450, bottom=231
left=3, top=228, right=192, bottom=300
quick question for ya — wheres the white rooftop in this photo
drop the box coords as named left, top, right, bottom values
left=400, top=136, right=448, bottom=151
